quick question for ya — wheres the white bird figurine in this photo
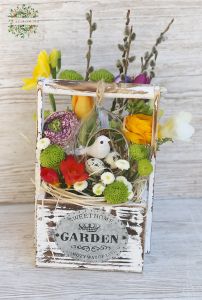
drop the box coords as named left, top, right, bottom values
left=76, top=135, right=111, bottom=159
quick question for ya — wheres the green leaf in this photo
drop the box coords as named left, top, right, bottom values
left=78, top=111, right=97, bottom=146
left=157, top=138, right=173, bottom=148
left=126, top=99, right=153, bottom=115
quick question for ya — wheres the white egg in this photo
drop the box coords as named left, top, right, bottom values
left=85, top=158, right=105, bottom=175
left=104, top=151, right=121, bottom=169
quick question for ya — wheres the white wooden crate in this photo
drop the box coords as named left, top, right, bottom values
left=35, top=79, right=161, bottom=272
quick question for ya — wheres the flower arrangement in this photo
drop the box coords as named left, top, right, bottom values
left=23, top=10, right=194, bottom=205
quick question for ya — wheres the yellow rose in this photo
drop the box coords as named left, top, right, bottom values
left=123, top=114, right=153, bottom=144
left=72, top=96, right=94, bottom=119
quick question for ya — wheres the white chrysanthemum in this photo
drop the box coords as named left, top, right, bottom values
left=101, top=172, right=115, bottom=185
left=159, top=111, right=195, bottom=142
left=116, top=176, right=132, bottom=191
left=128, top=191, right=134, bottom=201
left=92, top=183, right=105, bottom=196
left=37, top=138, right=50, bottom=150
left=115, top=159, right=130, bottom=170
left=116, top=176, right=128, bottom=185
left=126, top=181, right=133, bottom=192
left=73, top=181, right=88, bottom=192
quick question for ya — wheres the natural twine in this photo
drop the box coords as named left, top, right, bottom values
left=96, top=80, right=106, bottom=106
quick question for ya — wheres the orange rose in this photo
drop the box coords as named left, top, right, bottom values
left=123, top=114, right=153, bottom=144
left=72, top=95, right=94, bottom=119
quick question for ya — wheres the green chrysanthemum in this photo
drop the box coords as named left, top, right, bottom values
left=40, top=144, right=65, bottom=170
left=129, top=144, right=149, bottom=161
left=104, top=181, right=128, bottom=204
left=89, top=69, right=114, bottom=83
left=59, top=70, right=84, bottom=81
left=138, top=159, right=153, bottom=176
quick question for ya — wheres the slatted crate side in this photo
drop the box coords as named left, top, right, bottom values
left=35, top=200, right=146, bottom=272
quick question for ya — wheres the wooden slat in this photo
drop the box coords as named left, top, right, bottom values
left=35, top=202, right=146, bottom=272
left=40, top=79, right=160, bottom=99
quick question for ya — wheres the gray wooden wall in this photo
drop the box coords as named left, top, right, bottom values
left=0, top=0, right=201, bottom=203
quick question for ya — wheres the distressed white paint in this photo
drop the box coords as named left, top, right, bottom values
left=36, top=202, right=146, bottom=272
left=41, top=78, right=161, bottom=99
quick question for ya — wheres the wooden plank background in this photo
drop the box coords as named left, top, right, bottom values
left=0, top=0, right=201, bottom=203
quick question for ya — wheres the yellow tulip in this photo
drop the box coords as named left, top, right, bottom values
left=49, top=49, right=61, bottom=69
left=22, top=50, right=51, bottom=90
left=123, top=114, right=153, bottom=144
left=72, top=96, right=94, bottom=119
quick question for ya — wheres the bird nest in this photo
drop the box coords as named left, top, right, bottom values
left=41, top=177, right=148, bottom=207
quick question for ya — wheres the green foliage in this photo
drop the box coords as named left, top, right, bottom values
left=89, top=69, right=114, bottom=83
left=59, top=70, right=84, bottom=81
left=78, top=110, right=97, bottom=146
left=127, top=99, right=153, bottom=115
left=33, top=110, right=51, bottom=122
left=40, top=145, right=65, bottom=170
left=137, top=159, right=153, bottom=176
left=157, top=137, right=173, bottom=150
left=104, top=181, right=129, bottom=204
left=129, top=144, right=150, bottom=161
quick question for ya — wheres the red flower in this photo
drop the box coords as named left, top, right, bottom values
left=41, top=167, right=59, bottom=186
left=60, top=155, right=89, bottom=187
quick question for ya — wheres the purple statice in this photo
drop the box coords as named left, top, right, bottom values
left=132, top=73, right=151, bottom=84
left=43, top=111, right=79, bottom=147
left=114, top=75, right=132, bottom=83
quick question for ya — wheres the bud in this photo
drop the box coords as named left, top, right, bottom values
left=49, top=49, right=61, bottom=69
left=91, top=22, right=97, bottom=31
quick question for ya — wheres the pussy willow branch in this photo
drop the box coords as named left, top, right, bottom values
left=116, top=9, right=136, bottom=81
left=85, top=10, right=97, bottom=81
left=112, top=10, right=136, bottom=115
left=141, top=18, right=174, bottom=75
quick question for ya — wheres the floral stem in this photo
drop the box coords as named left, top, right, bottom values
left=116, top=9, right=136, bottom=81
left=49, top=94, right=56, bottom=112
left=85, top=10, right=97, bottom=81
left=141, top=18, right=174, bottom=77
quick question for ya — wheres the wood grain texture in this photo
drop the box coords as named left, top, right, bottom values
left=0, top=0, right=202, bottom=203
left=0, top=199, right=202, bottom=299
left=36, top=202, right=146, bottom=272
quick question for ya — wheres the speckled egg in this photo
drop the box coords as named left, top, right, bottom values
left=104, top=151, right=121, bottom=169
left=85, top=158, right=105, bottom=176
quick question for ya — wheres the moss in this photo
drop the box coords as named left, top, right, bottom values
left=89, top=69, right=114, bottom=83
left=138, top=159, right=153, bottom=176
left=129, top=144, right=149, bottom=161
left=40, top=144, right=65, bottom=170
left=59, top=70, right=84, bottom=81
left=104, top=181, right=128, bottom=204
